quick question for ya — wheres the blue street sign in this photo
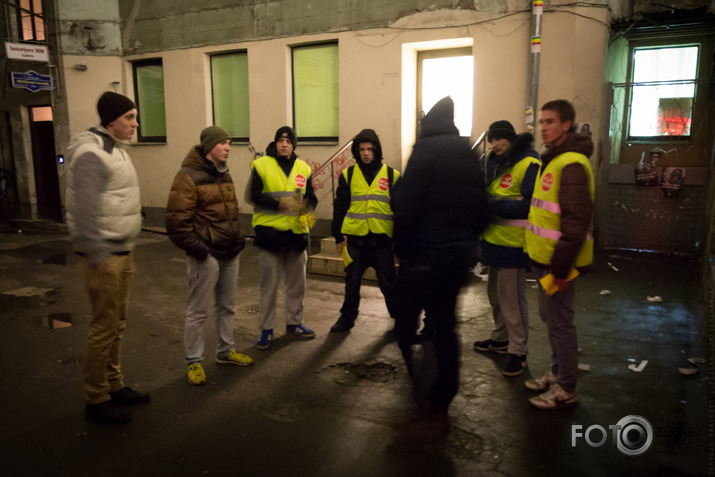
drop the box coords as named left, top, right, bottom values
left=11, top=70, right=52, bottom=92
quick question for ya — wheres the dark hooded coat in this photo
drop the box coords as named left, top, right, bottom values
left=392, top=97, right=489, bottom=265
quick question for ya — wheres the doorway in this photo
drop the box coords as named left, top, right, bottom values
left=416, top=47, right=474, bottom=137
left=29, top=106, right=61, bottom=221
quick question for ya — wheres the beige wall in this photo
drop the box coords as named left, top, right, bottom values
left=60, top=8, right=610, bottom=221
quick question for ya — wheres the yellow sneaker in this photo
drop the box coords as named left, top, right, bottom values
left=187, top=363, right=206, bottom=386
left=216, top=349, right=253, bottom=366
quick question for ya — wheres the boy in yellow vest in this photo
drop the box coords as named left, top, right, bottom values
left=249, top=126, right=318, bottom=350
left=330, top=129, right=400, bottom=332
left=525, top=100, right=595, bottom=409
left=473, top=121, right=540, bottom=377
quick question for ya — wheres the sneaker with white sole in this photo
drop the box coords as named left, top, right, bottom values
left=257, top=329, right=273, bottom=350
left=187, top=363, right=206, bottom=386
left=524, top=370, right=557, bottom=391
left=473, top=339, right=508, bottom=354
left=216, top=349, right=253, bottom=366
left=503, top=354, right=527, bottom=376
left=529, top=383, right=578, bottom=409
left=286, top=324, right=315, bottom=340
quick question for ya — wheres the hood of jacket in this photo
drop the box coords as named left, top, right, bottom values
left=181, top=145, right=228, bottom=176
left=420, top=96, right=460, bottom=139
left=351, top=129, right=383, bottom=164
left=541, top=131, right=594, bottom=164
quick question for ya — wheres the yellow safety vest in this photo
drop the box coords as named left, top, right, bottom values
left=341, top=164, right=399, bottom=237
left=251, top=155, right=312, bottom=234
left=525, top=152, right=595, bottom=267
left=482, top=155, right=540, bottom=248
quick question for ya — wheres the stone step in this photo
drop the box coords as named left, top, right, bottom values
left=309, top=252, right=377, bottom=281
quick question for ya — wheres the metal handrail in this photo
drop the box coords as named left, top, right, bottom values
left=313, top=139, right=354, bottom=202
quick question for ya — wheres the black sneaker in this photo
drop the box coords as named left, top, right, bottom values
left=110, top=386, right=151, bottom=405
left=330, top=316, right=355, bottom=333
left=85, top=401, right=131, bottom=424
left=473, top=339, right=509, bottom=354
left=503, top=354, right=527, bottom=376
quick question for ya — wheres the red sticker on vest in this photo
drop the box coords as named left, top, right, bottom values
left=378, top=177, right=389, bottom=191
left=499, top=173, right=513, bottom=189
left=295, top=175, right=306, bottom=188
left=542, top=173, right=553, bottom=192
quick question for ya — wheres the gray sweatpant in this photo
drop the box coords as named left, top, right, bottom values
left=487, top=266, right=530, bottom=355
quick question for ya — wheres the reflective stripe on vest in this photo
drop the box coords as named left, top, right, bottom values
left=341, top=164, right=398, bottom=237
left=525, top=151, right=595, bottom=267
left=251, top=155, right=312, bottom=233
left=482, top=156, right=540, bottom=248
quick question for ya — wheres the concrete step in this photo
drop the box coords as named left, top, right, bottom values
left=309, top=236, right=376, bottom=280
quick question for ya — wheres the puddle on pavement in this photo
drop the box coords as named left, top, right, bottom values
left=43, top=312, right=72, bottom=329
left=321, top=360, right=398, bottom=386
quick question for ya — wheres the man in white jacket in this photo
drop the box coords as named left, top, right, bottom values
left=66, top=91, right=150, bottom=424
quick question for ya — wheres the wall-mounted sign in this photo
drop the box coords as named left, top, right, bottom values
left=11, top=70, right=52, bottom=92
left=5, top=42, right=48, bottom=62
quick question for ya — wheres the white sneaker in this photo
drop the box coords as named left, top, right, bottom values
left=524, top=370, right=556, bottom=391
left=529, top=383, right=578, bottom=409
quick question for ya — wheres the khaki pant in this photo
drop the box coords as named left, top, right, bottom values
left=79, top=253, right=134, bottom=404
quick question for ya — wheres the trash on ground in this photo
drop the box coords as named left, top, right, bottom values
left=578, top=363, right=590, bottom=371
left=628, top=360, right=648, bottom=372
left=678, top=366, right=698, bottom=375
left=647, top=296, right=663, bottom=302
left=599, top=290, right=611, bottom=295
left=607, top=262, right=619, bottom=272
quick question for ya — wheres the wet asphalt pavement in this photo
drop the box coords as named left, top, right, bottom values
left=0, top=227, right=710, bottom=476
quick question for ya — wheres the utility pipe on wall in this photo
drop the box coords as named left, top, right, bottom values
left=526, top=0, right=543, bottom=132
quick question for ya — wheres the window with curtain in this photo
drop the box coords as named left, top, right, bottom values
left=211, top=51, right=250, bottom=141
left=292, top=42, right=339, bottom=142
left=628, top=45, right=699, bottom=139
left=132, top=59, right=167, bottom=142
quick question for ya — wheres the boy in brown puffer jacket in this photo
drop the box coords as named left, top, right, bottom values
left=166, top=126, right=253, bottom=386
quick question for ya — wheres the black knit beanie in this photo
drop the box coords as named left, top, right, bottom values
left=487, top=120, right=517, bottom=142
left=200, top=126, right=230, bottom=155
left=274, top=126, right=297, bottom=148
left=97, top=92, right=136, bottom=127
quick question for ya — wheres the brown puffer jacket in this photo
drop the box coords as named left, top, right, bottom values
left=166, top=145, right=245, bottom=260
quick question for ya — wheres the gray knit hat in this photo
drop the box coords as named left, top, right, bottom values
left=97, top=91, right=136, bottom=127
left=200, top=126, right=230, bottom=155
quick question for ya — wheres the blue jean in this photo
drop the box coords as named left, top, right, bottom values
left=184, top=255, right=239, bottom=363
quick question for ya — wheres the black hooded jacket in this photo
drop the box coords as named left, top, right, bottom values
left=392, top=97, right=490, bottom=265
left=331, top=128, right=396, bottom=247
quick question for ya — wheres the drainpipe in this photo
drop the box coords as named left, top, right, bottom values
left=526, top=0, right=543, bottom=133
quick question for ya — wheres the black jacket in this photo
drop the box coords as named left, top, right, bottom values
left=392, top=97, right=489, bottom=265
